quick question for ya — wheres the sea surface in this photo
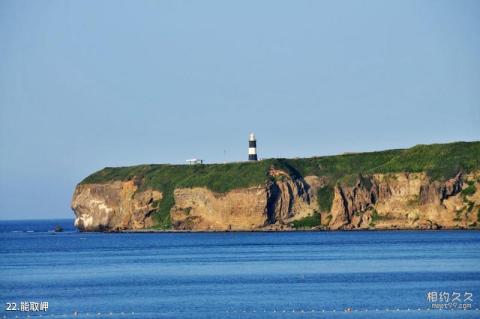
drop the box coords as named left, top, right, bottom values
left=0, top=219, right=479, bottom=319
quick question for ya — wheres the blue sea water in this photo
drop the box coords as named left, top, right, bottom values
left=0, top=219, right=479, bottom=319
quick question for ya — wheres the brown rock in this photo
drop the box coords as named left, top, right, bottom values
left=71, top=181, right=162, bottom=231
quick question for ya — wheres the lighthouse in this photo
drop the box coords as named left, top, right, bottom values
left=248, top=133, right=257, bottom=161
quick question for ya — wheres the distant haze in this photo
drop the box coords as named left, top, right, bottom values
left=0, top=0, right=479, bottom=219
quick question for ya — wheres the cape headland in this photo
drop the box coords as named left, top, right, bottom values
left=72, top=141, right=480, bottom=232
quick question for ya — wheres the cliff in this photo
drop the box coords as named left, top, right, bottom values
left=72, top=141, right=480, bottom=231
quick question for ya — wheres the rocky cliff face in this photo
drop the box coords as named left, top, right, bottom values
left=72, top=180, right=162, bottom=231
left=328, top=172, right=479, bottom=230
left=168, top=168, right=319, bottom=231
left=72, top=170, right=480, bottom=232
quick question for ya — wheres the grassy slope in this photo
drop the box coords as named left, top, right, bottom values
left=80, top=141, right=480, bottom=227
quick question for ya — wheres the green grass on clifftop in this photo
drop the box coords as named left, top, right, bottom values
left=82, top=141, right=479, bottom=190
left=288, top=141, right=480, bottom=183
left=82, top=161, right=273, bottom=193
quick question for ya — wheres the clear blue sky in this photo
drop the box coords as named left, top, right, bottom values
left=0, top=0, right=479, bottom=220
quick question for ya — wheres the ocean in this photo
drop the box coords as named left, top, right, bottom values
left=0, top=219, right=479, bottom=318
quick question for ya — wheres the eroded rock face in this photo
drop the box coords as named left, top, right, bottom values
left=71, top=180, right=162, bottom=231
left=329, top=172, right=479, bottom=230
left=171, top=186, right=268, bottom=231
left=71, top=170, right=480, bottom=231
left=265, top=168, right=317, bottom=224
left=169, top=169, right=319, bottom=231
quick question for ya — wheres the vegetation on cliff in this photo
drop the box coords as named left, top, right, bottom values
left=292, top=212, right=321, bottom=229
left=80, top=141, right=480, bottom=227
left=288, top=141, right=479, bottom=183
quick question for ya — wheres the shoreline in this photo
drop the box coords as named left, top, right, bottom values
left=109, top=227, right=480, bottom=234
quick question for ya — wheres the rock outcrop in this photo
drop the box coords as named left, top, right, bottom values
left=328, top=172, right=478, bottom=230
left=72, top=168, right=480, bottom=232
left=72, top=180, right=162, bottom=231
left=170, top=186, right=269, bottom=231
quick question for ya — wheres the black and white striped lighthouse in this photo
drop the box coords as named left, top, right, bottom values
left=248, top=133, right=257, bottom=161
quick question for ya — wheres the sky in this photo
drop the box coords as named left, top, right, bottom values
left=0, top=0, right=479, bottom=220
